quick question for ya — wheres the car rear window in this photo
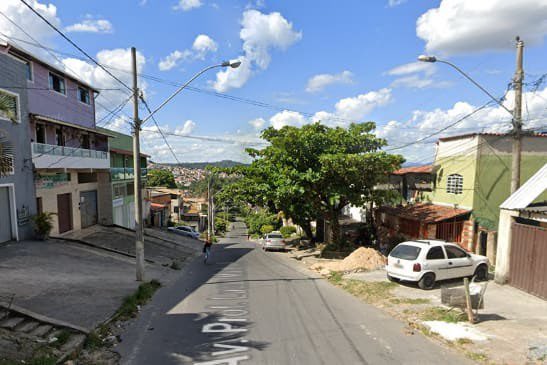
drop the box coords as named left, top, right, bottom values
left=390, top=244, right=421, bottom=260
left=268, top=234, right=282, bottom=238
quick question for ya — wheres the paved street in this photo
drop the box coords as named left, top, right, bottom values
left=117, top=222, right=470, bottom=365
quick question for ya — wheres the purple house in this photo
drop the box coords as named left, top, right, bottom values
left=0, top=43, right=113, bottom=235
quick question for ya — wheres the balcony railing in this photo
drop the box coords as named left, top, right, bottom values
left=32, top=143, right=108, bottom=159
left=112, top=167, right=148, bottom=181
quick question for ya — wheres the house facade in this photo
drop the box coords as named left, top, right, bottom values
left=0, top=49, right=37, bottom=243
left=377, top=133, right=547, bottom=262
left=100, top=128, right=148, bottom=230
left=0, top=43, right=113, bottom=236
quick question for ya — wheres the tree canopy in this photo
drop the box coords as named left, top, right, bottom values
left=146, top=169, right=176, bottom=188
left=221, top=122, right=404, bottom=245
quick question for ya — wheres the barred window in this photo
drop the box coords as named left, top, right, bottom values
left=447, top=174, right=463, bottom=194
left=0, top=89, right=19, bottom=123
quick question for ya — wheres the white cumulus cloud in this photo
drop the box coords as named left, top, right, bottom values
left=0, top=0, right=60, bottom=54
left=65, top=19, right=113, bottom=34
left=212, top=9, right=301, bottom=92
left=173, top=0, right=203, bottom=11
left=335, top=88, right=393, bottom=121
left=192, top=34, right=218, bottom=59
left=417, top=0, right=547, bottom=55
left=158, top=50, right=192, bottom=71
left=269, top=110, right=306, bottom=129
left=249, top=117, right=266, bottom=130
left=306, top=71, right=353, bottom=93
left=175, top=120, right=197, bottom=135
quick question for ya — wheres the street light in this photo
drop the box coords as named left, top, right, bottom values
left=140, top=59, right=241, bottom=125
left=417, top=55, right=512, bottom=116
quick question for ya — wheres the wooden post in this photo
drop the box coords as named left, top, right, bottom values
left=463, top=278, right=475, bottom=323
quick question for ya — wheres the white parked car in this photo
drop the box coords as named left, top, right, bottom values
left=263, top=232, right=286, bottom=251
left=168, top=225, right=200, bottom=239
left=386, top=240, right=489, bottom=290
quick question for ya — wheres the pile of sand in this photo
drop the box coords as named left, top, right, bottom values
left=311, top=247, right=386, bottom=274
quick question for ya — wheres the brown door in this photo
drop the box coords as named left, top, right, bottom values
left=57, top=193, right=72, bottom=233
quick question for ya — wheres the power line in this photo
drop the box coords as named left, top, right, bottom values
left=18, top=0, right=132, bottom=92
left=139, top=96, right=181, bottom=164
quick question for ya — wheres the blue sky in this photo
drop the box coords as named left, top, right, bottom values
left=2, top=0, right=547, bottom=163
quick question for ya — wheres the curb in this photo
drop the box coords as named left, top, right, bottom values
left=51, top=236, right=156, bottom=264
left=0, top=301, right=90, bottom=334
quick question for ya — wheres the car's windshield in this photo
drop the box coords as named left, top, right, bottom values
left=268, top=234, right=282, bottom=239
left=390, top=244, right=421, bottom=260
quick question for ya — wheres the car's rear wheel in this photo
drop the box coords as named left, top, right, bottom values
left=418, top=272, right=436, bottom=290
left=473, top=264, right=488, bottom=282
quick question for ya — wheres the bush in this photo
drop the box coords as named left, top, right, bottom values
left=260, top=224, right=274, bottom=235
left=215, top=217, right=227, bottom=234
left=280, top=226, right=297, bottom=238
left=31, top=212, right=56, bottom=240
left=244, top=209, right=281, bottom=235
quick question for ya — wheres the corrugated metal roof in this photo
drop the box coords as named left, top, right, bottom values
left=500, top=163, right=547, bottom=210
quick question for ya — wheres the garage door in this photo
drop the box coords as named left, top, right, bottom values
left=0, top=187, right=12, bottom=243
left=509, top=223, right=547, bottom=299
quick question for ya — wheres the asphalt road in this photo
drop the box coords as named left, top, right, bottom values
left=117, top=222, right=471, bottom=365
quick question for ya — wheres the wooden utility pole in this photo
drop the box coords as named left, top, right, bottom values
left=132, top=47, right=145, bottom=281
left=511, top=37, right=524, bottom=194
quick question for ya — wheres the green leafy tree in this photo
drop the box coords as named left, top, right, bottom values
left=146, top=169, right=176, bottom=188
left=225, top=122, right=403, bottom=247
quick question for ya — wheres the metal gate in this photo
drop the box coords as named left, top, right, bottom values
left=0, top=187, right=12, bottom=243
left=80, top=190, right=98, bottom=228
left=509, top=223, right=547, bottom=299
left=435, top=220, right=464, bottom=243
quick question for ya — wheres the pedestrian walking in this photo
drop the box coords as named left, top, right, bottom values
left=203, top=239, right=212, bottom=263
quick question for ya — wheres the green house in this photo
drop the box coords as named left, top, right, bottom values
left=98, top=128, right=148, bottom=229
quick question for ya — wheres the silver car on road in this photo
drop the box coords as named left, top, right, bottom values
left=263, top=232, right=286, bottom=251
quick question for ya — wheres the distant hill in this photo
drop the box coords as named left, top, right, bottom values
left=150, top=160, right=247, bottom=169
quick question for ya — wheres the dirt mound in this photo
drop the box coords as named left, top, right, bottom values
left=311, top=247, right=386, bottom=274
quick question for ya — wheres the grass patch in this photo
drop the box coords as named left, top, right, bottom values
left=456, top=338, right=473, bottom=345
left=466, top=351, right=489, bottom=363
left=420, top=307, right=466, bottom=323
left=327, top=274, right=397, bottom=303
left=0, top=356, right=57, bottom=365
left=389, top=297, right=430, bottom=305
left=50, top=329, right=71, bottom=349
left=114, top=280, right=162, bottom=321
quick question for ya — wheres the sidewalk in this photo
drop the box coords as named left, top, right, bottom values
left=343, top=269, right=547, bottom=364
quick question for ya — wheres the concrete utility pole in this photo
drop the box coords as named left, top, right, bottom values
left=131, top=47, right=145, bottom=281
left=511, top=37, right=524, bottom=194
left=207, top=172, right=211, bottom=241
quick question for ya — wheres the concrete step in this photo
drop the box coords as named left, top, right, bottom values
left=60, top=333, right=86, bottom=353
left=15, top=320, right=40, bottom=333
left=30, top=324, right=54, bottom=337
left=0, top=316, right=25, bottom=330
left=0, top=311, right=8, bottom=321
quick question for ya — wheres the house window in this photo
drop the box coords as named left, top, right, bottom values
left=0, top=89, right=20, bottom=123
left=77, top=87, right=90, bottom=104
left=81, top=134, right=90, bottom=149
left=1, top=154, right=15, bottom=176
left=48, top=72, right=66, bottom=95
left=113, top=184, right=126, bottom=198
left=446, top=174, right=463, bottom=194
left=35, top=124, right=46, bottom=144
left=55, top=128, right=65, bottom=146
left=8, top=52, right=32, bottom=81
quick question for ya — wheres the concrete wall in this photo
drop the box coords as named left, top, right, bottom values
left=494, top=209, right=518, bottom=283
left=431, top=136, right=479, bottom=210
left=0, top=52, right=37, bottom=241
left=474, top=135, right=547, bottom=229
left=35, top=171, right=111, bottom=235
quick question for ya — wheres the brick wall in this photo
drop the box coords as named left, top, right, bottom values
left=461, top=219, right=475, bottom=250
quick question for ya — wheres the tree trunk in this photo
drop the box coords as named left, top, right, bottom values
left=330, top=209, right=341, bottom=248
left=302, top=221, right=315, bottom=244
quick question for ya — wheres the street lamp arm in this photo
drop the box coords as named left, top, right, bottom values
left=436, top=59, right=513, bottom=116
left=140, top=63, right=225, bottom=126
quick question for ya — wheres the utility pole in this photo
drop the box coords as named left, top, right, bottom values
left=207, top=172, right=211, bottom=242
left=132, top=47, right=145, bottom=281
left=511, top=37, right=524, bottom=194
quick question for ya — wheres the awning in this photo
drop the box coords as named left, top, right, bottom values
left=31, top=114, right=117, bottom=137
left=150, top=203, right=169, bottom=211
left=377, top=203, right=470, bottom=223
